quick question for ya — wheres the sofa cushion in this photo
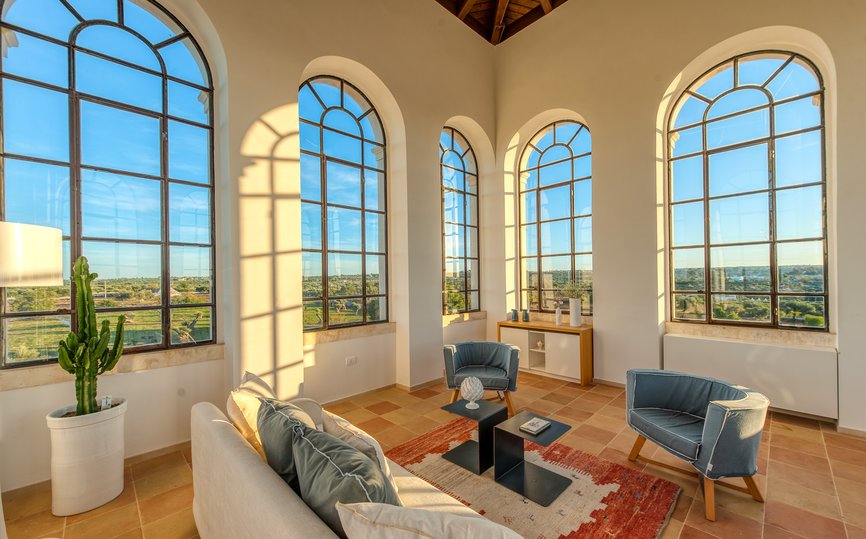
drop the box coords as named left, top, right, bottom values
left=454, top=366, right=508, bottom=390
left=336, top=502, right=521, bottom=539
left=629, top=408, right=704, bottom=461
left=389, top=462, right=478, bottom=518
left=292, top=425, right=401, bottom=537
left=257, top=399, right=318, bottom=492
left=226, top=371, right=277, bottom=457
left=323, top=410, right=399, bottom=495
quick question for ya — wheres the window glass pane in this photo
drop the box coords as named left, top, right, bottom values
left=540, top=220, right=571, bottom=255
left=737, top=54, right=786, bottom=87
left=160, top=37, right=208, bottom=86
left=672, top=95, right=707, bottom=128
left=6, top=241, right=70, bottom=312
left=299, top=121, right=321, bottom=154
left=82, top=170, right=161, bottom=240
left=170, top=245, right=211, bottom=304
left=327, top=207, right=362, bottom=251
left=364, top=169, right=384, bottom=211
left=574, top=217, right=592, bottom=253
left=779, top=296, right=825, bottom=328
left=522, top=289, right=540, bottom=310
left=519, top=168, right=538, bottom=191
left=360, top=112, right=384, bottom=143
left=673, top=294, right=706, bottom=321
left=303, top=301, right=323, bottom=330
left=301, top=202, right=322, bottom=250
left=521, top=258, right=538, bottom=289
left=310, top=78, right=340, bottom=108
left=671, top=156, right=702, bottom=202
left=554, top=122, right=579, bottom=144
left=775, top=131, right=822, bottom=188
left=97, top=309, right=161, bottom=348
left=710, top=244, right=770, bottom=293
left=322, top=128, right=361, bottom=163
left=343, top=84, right=371, bottom=119
left=706, top=108, right=769, bottom=149
left=328, top=298, right=362, bottom=326
left=711, top=294, right=771, bottom=323
left=766, top=59, right=819, bottom=100
left=366, top=255, right=386, bottom=295
left=467, top=194, right=478, bottom=226
left=3, top=32, right=68, bottom=87
left=124, top=0, right=181, bottom=44
left=4, top=315, right=70, bottom=363
left=327, top=253, right=362, bottom=297
left=76, top=52, right=162, bottom=112
left=323, top=108, right=359, bottom=136
left=67, top=0, right=117, bottom=21
left=706, top=89, right=768, bottom=120
left=539, top=145, right=570, bottom=166
left=169, top=182, right=211, bottom=244
left=778, top=241, right=824, bottom=293
left=539, top=185, right=569, bottom=221
left=673, top=248, right=705, bottom=291
left=81, top=101, right=160, bottom=175
left=670, top=126, right=701, bottom=157
left=170, top=306, right=212, bottom=344
left=468, top=291, right=479, bottom=311
left=694, top=64, right=733, bottom=99
left=469, top=259, right=479, bottom=290
left=444, top=259, right=462, bottom=291
left=570, top=128, right=591, bottom=155
left=76, top=25, right=161, bottom=71
left=467, top=227, right=478, bottom=259
left=539, top=255, right=570, bottom=290
left=299, top=84, right=324, bottom=122
left=363, top=142, right=385, bottom=170
left=442, top=163, right=464, bottom=191
left=3, top=79, right=69, bottom=161
left=2, top=0, right=78, bottom=40
left=774, top=95, right=821, bottom=135
left=302, top=252, right=323, bottom=299
left=570, top=179, right=590, bottom=217
left=520, top=192, right=536, bottom=223
left=708, top=143, right=768, bottom=197
left=82, top=241, right=161, bottom=308
left=520, top=224, right=537, bottom=257
left=168, top=81, right=209, bottom=124
left=538, top=159, right=571, bottom=187
left=776, top=185, right=822, bottom=240
left=365, top=212, right=384, bottom=253
left=574, top=155, right=591, bottom=179
left=326, top=161, right=361, bottom=208
left=366, top=297, right=386, bottom=323
left=709, top=193, right=769, bottom=244
left=671, top=201, right=704, bottom=247
left=168, top=120, right=210, bottom=183
left=3, top=159, right=70, bottom=234
left=444, top=223, right=464, bottom=259
left=529, top=124, right=554, bottom=151
left=300, top=153, right=321, bottom=201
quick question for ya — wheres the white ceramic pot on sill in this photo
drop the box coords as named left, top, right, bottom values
left=46, top=398, right=127, bottom=516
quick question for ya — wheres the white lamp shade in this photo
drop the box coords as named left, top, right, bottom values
left=0, top=222, right=63, bottom=287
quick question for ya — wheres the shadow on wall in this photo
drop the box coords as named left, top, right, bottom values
left=238, top=103, right=306, bottom=399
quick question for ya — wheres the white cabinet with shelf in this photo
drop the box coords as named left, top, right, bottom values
left=499, top=327, right=529, bottom=369
left=497, top=321, right=593, bottom=385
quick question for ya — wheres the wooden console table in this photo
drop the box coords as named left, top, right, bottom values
left=497, top=320, right=593, bottom=385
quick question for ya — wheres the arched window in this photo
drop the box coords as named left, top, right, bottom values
left=440, top=127, right=479, bottom=314
left=668, top=51, right=827, bottom=329
left=518, top=120, right=592, bottom=314
left=299, top=75, right=387, bottom=330
left=0, top=0, right=215, bottom=367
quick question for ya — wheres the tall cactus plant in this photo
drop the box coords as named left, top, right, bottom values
left=57, top=256, right=126, bottom=416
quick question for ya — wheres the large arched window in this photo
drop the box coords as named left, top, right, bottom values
left=0, top=0, right=215, bottom=367
left=668, top=51, right=827, bottom=329
left=440, top=127, right=479, bottom=314
left=518, top=120, right=592, bottom=314
left=299, top=75, right=387, bottom=330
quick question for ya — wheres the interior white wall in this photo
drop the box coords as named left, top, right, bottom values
left=492, top=0, right=866, bottom=431
left=302, top=334, right=397, bottom=404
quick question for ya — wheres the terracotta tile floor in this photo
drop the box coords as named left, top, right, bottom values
left=5, top=370, right=866, bottom=538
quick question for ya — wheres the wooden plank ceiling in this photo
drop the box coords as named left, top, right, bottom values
left=435, top=0, right=569, bottom=45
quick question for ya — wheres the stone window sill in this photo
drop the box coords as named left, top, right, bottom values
left=665, top=321, right=836, bottom=348
left=443, top=311, right=487, bottom=327
left=303, top=322, right=396, bottom=346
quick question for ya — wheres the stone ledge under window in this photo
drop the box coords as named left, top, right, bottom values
left=303, top=322, right=396, bottom=346
left=0, top=343, right=226, bottom=392
left=442, top=311, right=487, bottom=327
left=665, top=322, right=836, bottom=348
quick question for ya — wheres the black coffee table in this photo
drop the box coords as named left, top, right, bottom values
left=494, top=411, right=572, bottom=506
left=440, top=399, right=508, bottom=474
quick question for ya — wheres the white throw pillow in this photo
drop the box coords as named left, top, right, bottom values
left=336, top=502, right=521, bottom=539
left=323, top=411, right=399, bottom=495
left=226, top=371, right=277, bottom=457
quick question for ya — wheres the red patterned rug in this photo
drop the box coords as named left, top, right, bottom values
left=385, top=418, right=681, bottom=539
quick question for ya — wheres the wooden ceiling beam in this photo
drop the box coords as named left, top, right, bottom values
left=457, top=0, right=477, bottom=19
left=539, top=0, right=553, bottom=13
left=500, top=0, right=566, bottom=42
left=490, top=0, right=509, bottom=45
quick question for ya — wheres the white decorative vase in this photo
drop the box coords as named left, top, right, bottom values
left=569, top=298, right=582, bottom=327
left=46, top=398, right=127, bottom=516
left=554, top=306, right=562, bottom=325
left=460, top=377, right=484, bottom=410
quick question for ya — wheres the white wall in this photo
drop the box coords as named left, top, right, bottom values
left=302, top=333, right=397, bottom=404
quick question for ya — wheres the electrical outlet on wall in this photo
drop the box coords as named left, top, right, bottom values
left=345, top=356, right=358, bottom=367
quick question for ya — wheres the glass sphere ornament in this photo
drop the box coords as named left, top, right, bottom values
left=460, top=376, right=484, bottom=409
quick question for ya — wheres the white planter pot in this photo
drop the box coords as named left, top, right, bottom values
left=46, top=398, right=127, bottom=516
left=569, top=298, right=582, bottom=327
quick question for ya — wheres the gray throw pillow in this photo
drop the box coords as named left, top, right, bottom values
left=257, top=398, right=317, bottom=493
left=291, top=425, right=401, bottom=538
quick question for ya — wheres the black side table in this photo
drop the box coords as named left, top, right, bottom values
left=440, top=399, right=508, bottom=474
left=494, top=411, right=572, bottom=506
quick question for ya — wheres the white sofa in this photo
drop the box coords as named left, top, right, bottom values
left=191, top=402, right=485, bottom=538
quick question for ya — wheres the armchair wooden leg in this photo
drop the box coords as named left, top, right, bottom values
left=743, top=475, right=764, bottom=503
left=628, top=435, right=646, bottom=462
left=503, top=391, right=515, bottom=416
left=703, top=476, right=716, bottom=521
left=449, top=389, right=459, bottom=403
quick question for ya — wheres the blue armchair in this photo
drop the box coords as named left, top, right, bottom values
left=626, top=369, right=769, bottom=521
left=444, top=342, right=520, bottom=415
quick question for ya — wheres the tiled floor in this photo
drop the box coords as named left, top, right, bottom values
left=5, top=370, right=866, bottom=538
